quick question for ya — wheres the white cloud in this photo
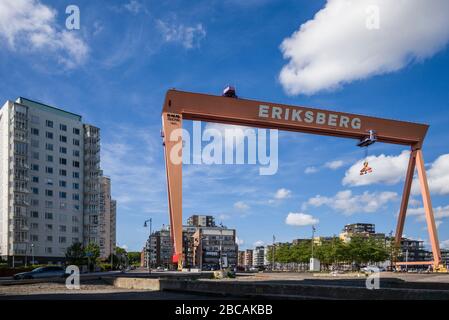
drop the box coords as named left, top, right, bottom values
left=124, top=0, right=143, bottom=14
left=305, top=166, right=318, bottom=174
left=441, top=240, right=449, bottom=249
left=285, top=212, right=319, bottom=226
left=218, top=214, right=230, bottom=221
left=157, top=20, right=206, bottom=49
left=305, top=190, right=398, bottom=215
left=253, top=240, right=265, bottom=247
left=0, top=0, right=88, bottom=69
left=412, top=154, right=449, bottom=196
left=407, top=205, right=449, bottom=222
left=274, top=188, right=292, bottom=200
left=234, top=201, right=249, bottom=210
left=343, top=151, right=409, bottom=187
left=279, top=0, right=449, bottom=95
left=236, top=237, right=244, bottom=246
left=325, top=160, right=344, bottom=170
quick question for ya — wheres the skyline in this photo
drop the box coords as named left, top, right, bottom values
left=1, top=0, right=449, bottom=252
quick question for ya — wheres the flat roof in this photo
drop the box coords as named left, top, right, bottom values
left=16, top=97, right=82, bottom=121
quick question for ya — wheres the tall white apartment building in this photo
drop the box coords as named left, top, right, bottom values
left=99, top=176, right=116, bottom=259
left=0, top=97, right=115, bottom=265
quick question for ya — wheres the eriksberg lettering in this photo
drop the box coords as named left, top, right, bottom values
left=258, top=104, right=361, bottom=130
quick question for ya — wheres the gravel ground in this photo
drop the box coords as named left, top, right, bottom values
left=0, top=280, right=130, bottom=296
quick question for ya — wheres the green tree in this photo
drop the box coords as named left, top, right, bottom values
left=128, top=252, right=141, bottom=266
left=84, top=242, right=100, bottom=271
left=65, top=242, right=86, bottom=266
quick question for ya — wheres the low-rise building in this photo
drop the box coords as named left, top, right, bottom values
left=244, top=249, right=253, bottom=269
left=192, top=225, right=237, bottom=270
left=252, top=246, right=265, bottom=268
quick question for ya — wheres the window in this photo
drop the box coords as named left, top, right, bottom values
left=72, top=216, right=79, bottom=223
left=72, top=237, right=79, bottom=243
left=59, top=135, right=67, bottom=143
left=59, top=191, right=67, bottom=199
left=72, top=183, right=79, bottom=190
left=72, top=194, right=79, bottom=201
left=47, top=155, right=53, bottom=162
left=47, top=236, right=53, bottom=242
left=31, top=164, right=39, bottom=171
left=31, top=199, right=39, bottom=206
left=59, top=146, right=67, bottom=154
left=59, top=225, right=67, bottom=232
left=60, top=202, right=67, bottom=209
left=31, top=128, right=39, bottom=135
left=59, top=158, right=67, bottom=165
left=46, top=178, right=53, bottom=186
left=32, top=187, right=39, bottom=195
left=31, top=151, right=39, bottom=160
left=45, top=189, right=53, bottom=197
left=72, top=161, right=80, bottom=168
left=59, top=169, right=67, bottom=176
left=46, top=120, right=53, bottom=128
left=59, top=236, right=67, bottom=243
left=45, top=143, right=53, bottom=151
left=73, top=139, right=80, bottom=146
left=73, top=172, right=79, bottom=179
left=30, top=211, right=39, bottom=218
left=45, top=166, right=53, bottom=174
left=72, top=226, right=79, bottom=233
left=73, top=150, right=80, bottom=157
left=74, top=204, right=80, bottom=211
left=45, top=247, right=52, bottom=254
left=46, top=132, right=53, bottom=139
left=45, top=200, right=53, bottom=208
left=45, top=212, right=53, bottom=220
left=60, top=124, right=67, bottom=131
left=59, top=181, right=66, bottom=187
left=31, top=223, right=39, bottom=229
left=32, top=176, right=39, bottom=183
left=31, top=235, right=39, bottom=242
left=31, top=139, right=39, bottom=148
left=46, top=224, right=53, bottom=231
left=73, top=128, right=80, bottom=135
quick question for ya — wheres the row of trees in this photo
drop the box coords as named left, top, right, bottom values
left=65, top=242, right=130, bottom=271
left=266, top=236, right=393, bottom=270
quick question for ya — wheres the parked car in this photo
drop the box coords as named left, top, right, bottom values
left=361, top=266, right=385, bottom=273
left=13, top=266, right=69, bottom=280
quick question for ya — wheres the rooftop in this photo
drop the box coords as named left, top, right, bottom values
left=15, top=97, right=82, bottom=121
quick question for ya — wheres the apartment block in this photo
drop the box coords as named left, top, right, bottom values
left=0, top=97, right=115, bottom=265
left=99, top=176, right=116, bottom=259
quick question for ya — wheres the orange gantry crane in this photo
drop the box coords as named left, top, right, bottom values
left=161, top=89, right=443, bottom=271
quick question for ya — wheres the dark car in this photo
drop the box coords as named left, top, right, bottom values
left=13, top=266, right=69, bottom=280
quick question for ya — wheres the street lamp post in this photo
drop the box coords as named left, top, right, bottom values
left=219, top=230, right=223, bottom=270
left=311, top=226, right=316, bottom=259
left=30, top=244, right=35, bottom=265
left=144, top=218, right=152, bottom=273
left=406, top=248, right=409, bottom=272
left=25, top=243, right=28, bottom=267
left=272, top=235, right=275, bottom=271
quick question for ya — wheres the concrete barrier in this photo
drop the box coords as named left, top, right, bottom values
left=104, top=277, right=161, bottom=290
left=158, top=279, right=449, bottom=300
left=100, top=276, right=449, bottom=299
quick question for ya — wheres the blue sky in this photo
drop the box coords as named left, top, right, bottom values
left=1, top=0, right=449, bottom=251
